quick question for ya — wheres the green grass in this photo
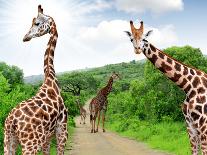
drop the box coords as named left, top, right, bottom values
left=106, top=118, right=191, bottom=155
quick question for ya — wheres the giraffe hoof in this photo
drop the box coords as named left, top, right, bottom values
left=96, top=129, right=98, bottom=132
left=103, top=129, right=106, bottom=132
left=91, top=130, right=93, bottom=133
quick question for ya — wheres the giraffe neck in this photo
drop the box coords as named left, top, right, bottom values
left=142, top=40, right=203, bottom=94
left=100, top=77, right=113, bottom=96
left=43, top=23, right=58, bottom=83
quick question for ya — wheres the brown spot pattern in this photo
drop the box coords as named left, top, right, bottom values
left=195, top=105, right=202, bottom=113
left=184, top=84, right=191, bottom=93
left=171, top=72, right=181, bottom=82
left=192, top=77, right=201, bottom=88
left=183, top=66, right=188, bottom=75
left=198, top=87, right=205, bottom=94
left=149, top=54, right=158, bottom=64
left=189, top=90, right=196, bottom=99
left=190, top=69, right=195, bottom=75
left=179, top=78, right=187, bottom=88
left=22, top=106, right=33, bottom=117
left=167, top=57, right=172, bottom=64
left=191, top=112, right=200, bottom=121
left=201, top=77, right=207, bottom=88
left=175, top=62, right=181, bottom=71
left=150, top=44, right=156, bottom=52
left=158, top=52, right=164, bottom=59
left=47, top=89, right=56, bottom=100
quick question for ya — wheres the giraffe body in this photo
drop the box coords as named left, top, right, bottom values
left=126, top=20, right=207, bottom=155
left=89, top=73, right=119, bottom=133
left=4, top=5, right=68, bottom=155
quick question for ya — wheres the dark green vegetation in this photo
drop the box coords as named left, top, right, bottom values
left=1, top=45, right=206, bottom=154
left=106, top=46, right=207, bottom=154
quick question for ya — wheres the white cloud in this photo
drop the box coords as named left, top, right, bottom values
left=113, top=0, right=183, bottom=14
left=75, top=20, right=178, bottom=65
left=0, top=0, right=179, bottom=76
left=147, top=24, right=178, bottom=48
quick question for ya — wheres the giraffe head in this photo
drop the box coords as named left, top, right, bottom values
left=125, top=20, right=152, bottom=54
left=111, top=72, right=120, bottom=80
left=23, top=5, right=53, bottom=42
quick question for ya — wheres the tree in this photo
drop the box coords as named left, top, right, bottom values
left=0, top=62, right=24, bottom=86
left=58, top=72, right=99, bottom=96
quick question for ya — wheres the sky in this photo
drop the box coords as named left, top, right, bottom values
left=0, top=0, right=206, bottom=76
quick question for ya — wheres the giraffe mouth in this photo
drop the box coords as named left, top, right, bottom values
left=23, top=36, right=32, bottom=42
left=23, top=34, right=32, bottom=42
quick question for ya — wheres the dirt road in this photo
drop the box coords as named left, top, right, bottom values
left=66, top=100, right=171, bottom=155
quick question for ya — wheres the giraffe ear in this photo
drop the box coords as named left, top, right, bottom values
left=38, top=5, right=44, bottom=14
left=124, top=31, right=132, bottom=37
left=144, top=30, right=153, bottom=39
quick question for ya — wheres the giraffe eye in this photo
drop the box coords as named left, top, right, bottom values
left=130, top=39, right=133, bottom=42
left=34, top=23, right=40, bottom=26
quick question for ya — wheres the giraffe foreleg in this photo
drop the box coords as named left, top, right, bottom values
left=200, top=134, right=207, bottom=155
left=83, top=112, right=86, bottom=124
left=102, top=112, right=106, bottom=132
left=4, top=126, right=18, bottom=155
left=185, top=117, right=199, bottom=155
left=96, top=111, right=101, bottom=132
left=42, top=139, right=51, bottom=155
left=80, top=115, right=82, bottom=124
left=56, top=122, right=68, bottom=155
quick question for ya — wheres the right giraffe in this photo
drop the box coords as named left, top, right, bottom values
left=126, top=20, right=207, bottom=155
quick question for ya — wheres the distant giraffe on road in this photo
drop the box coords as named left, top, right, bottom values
left=4, top=5, right=68, bottom=155
left=126, top=20, right=207, bottom=155
left=76, top=99, right=86, bottom=124
left=89, top=72, right=119, bottom=133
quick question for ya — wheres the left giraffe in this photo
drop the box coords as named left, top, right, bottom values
left=4, top=5, right=68, bottom=155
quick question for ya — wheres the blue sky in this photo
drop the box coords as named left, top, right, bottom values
left=0, top=0, right=206, bottom=76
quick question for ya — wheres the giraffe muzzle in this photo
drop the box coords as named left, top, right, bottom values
left=23, top=36, right=31, bottom=42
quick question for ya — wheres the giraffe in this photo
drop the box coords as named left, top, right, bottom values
left=125, top=20, right=207, bottom=155
left=89, top=72, right=119, bottom=133
left=75, top=99, right=86, bottom=124
left=4, top=5, right=68, bottom=155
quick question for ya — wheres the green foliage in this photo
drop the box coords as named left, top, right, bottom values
left=58, top=72, right=99, bottom=95
left=106, top=119, right=190, bottom=155
left=0, top=62, right=24, bottom=86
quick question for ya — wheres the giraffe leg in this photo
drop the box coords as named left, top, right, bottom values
left=93, top=116, right=96, bottom=133
left=83, top=113, right=86, bottom=124
left=4, top=129, right=18, bottom=155
left=56, top=122, right=68, bottom=155
left=102, top=112, right=106, bottom=132
left=186, top=120, right=199, bottom=155
left=42, top=140, right=51, bottom=155
left=96, top=111, right=101, bottom=132
left=80, top=115, right=82, bottom=124
left=201, top=135, right=207, bottom=155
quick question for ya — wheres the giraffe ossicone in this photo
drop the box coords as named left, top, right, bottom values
left=4, top=5, right=68, bottom=155
left=126, top=20, right=207, bottom=155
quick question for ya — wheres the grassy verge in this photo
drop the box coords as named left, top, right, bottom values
left=105, top=116, right=191, bottom=155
